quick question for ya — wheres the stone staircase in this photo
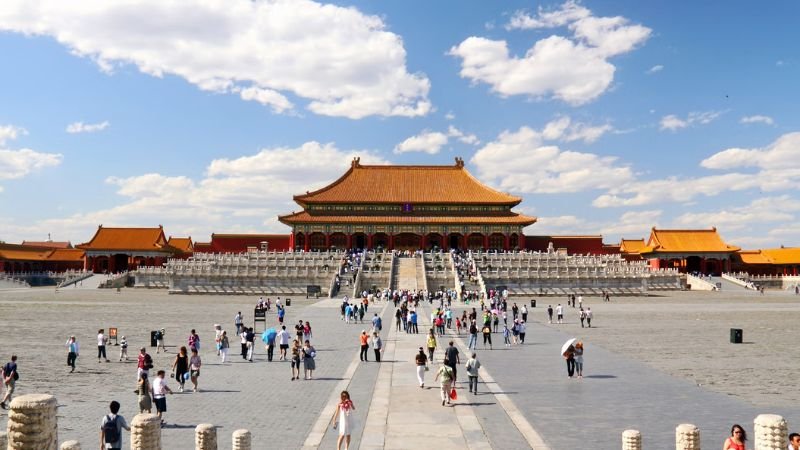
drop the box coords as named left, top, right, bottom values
left=392, top=257, right=419, bottom=290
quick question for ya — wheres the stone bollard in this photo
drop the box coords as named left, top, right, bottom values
left=0, top=431, right=8, bottom=449
left=130, top=413, right=161, bottom=450
left=622, top=429, right=642, bottom=450
left=6, top=393, right=58, bottom=450
left=231, top=429, right=252, bottom=450
left=60, top=441, right=82, bottom=450
left=195, top=423, right=217, bottom=450
left=676, top=424, right=700, bottom=450
left=754, top=414, right=788, bottom=450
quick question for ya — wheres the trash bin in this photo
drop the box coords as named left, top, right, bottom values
left=730, top=328, right=743, bottom=344
left=150, top=330, right=159, bottom=347
left=285, top=298, right=291, bottom=307
left=530, top=299, right=536, bottom=308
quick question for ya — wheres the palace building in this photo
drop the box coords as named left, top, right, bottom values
left=77, top=225, right=182, bottom=273
left=635, top=227, right=740, bottom=275
left=278, top=158, right=537, bottom=252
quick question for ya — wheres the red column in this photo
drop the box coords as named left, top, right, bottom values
left=325, top=233, right=331, bottom=249
left=304, top=238, right=310, bottom=252
left=483, top=234, right=489, bottom=250
left=367, top=234, right=373, bottom=250
left=389, top=234, right=395, bottom=250
left=504, top=234, right=510, bottom=251
left=700, top=257, right=707, bottom=274
left=421, top=234, right=427, bottom=250
left=289, top=233, right=295, bottom=250
left=346, top=234, right=352, bottom=249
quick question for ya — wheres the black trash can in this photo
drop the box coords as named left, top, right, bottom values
left=730, top=328, right=743, bottom=344
left=530, top=299, right=536, bottom=308
left=285, top=298, right=291, bottom=307
left=150, top=330, right=158, bottom=347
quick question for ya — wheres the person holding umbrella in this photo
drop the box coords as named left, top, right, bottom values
left=561, top=338, right=577, bottom=378
left=262, top=328, right=277, bottom=362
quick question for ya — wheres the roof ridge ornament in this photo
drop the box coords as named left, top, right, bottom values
left=352, top=157, right=361, bottom=168
left=454, top=157, right=464, bottom=168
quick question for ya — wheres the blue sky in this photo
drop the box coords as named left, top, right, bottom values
left=0, top=0, right=798, bottom=249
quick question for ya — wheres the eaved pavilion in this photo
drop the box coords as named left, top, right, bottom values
left=638, top=227, right=740, bottom=275
left=279, top=158, right=536, bottom=251
left=77, top=226, right=182, bottom=273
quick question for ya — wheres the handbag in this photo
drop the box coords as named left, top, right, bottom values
left=449, top=388, right=457, bottom=400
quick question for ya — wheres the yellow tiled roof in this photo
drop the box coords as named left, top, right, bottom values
left=737, top=250, right=772, bottom=265
left=0, top=244, right=84, bottom=262
left=759, top=248, right=800, bottom=265
left=279, top=211, right=536, bottom=226
left=78, top=226, right=178, bottom=253
left=167, top=237, right=194, bottom=253
left=619, top=239, right=647, bottom=254
left=294, top=158, right=521, bottom=205
left=641, top=228, right=740, bottom=254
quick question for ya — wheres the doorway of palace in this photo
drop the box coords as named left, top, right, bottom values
left=509, top=233, right=519, bottom=250
left=426, top=233, right=443, bottom=250
left=394, top=233, right=421, bottom=251
left=295, top=233, right=305, bottom=251
left=329, top=233, right=347, bottom=249
left=373, top=233, right=389, bottom=249
left=686, top=256, right=702, bottom=274
left=467, top=234, right=484, bottom=250
left=353, top=233, right=366, bottom=249
left=308, top=233, right=326, bottom=251
left=112, top=254, right=129, bottom=272
left=448, top=233, right=462, bottom=250
left=489, top=233, right=505, bottom=250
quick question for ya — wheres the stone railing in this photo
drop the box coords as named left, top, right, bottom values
left=449, top=252, right=462, bottom=299
left=56, top=270, right=94, bottom=288
left=722, top=272, right=757, bottom=290
left=350, top=249, right=367, bottom=299
left=1, top=393, right=257, bottom=450
left=686, top=273, right=718, bottom=291
left=622, top=413, right=788, bottom=449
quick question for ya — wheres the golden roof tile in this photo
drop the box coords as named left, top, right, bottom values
left=640, top=228, right=740, bottom=254
left=279, top=211, right=536, bottom=226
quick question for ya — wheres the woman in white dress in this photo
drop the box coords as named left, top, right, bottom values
left=330, top=390, right=356, bottom=450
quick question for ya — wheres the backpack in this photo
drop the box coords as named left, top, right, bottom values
left=103, top=414, right=120, bottom=443
left=144, top=354, right=153, bottom=370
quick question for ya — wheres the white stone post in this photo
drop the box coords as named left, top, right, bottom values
left=231, top=429, right=251, bottom=450
left=754, top=414, right=788, bottom=450
left=129, top=413, right=161, bottom=450
left=60, top=441, right=82, bottom=450
left=676, top=423, right=700, bottom=450
left=622, top=429, right=642, bottom=450
left=6, top=393, right=58, bottom=450
left=195, top=423, right=217, bottom=450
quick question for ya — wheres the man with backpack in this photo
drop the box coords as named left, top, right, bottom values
left=1, top=355, right=18, bottom=409
left=137, top=347, right=153, bottom=381
left=100, top=400, right=130, bottom=450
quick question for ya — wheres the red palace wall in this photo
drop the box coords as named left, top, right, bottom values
left=524, top=236, right=608, bottom=255
left=206, top=234, right=292, bottom=253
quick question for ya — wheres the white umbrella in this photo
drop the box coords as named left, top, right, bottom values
left=561, top=338, right=577, bottom=356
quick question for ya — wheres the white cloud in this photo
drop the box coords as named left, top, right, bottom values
left=740, top=115, right=774, bottom=126
left=452, top=1, right=650, bottom=106
left=541, top=116, right=612, bottom=143
left=447, top=126, right=480, bottom=145
left=238, top=87, right=293, bottom=114
left=471, top=125, right=632, bottom=194
left=445, top=112, right=456, bottom=120
left=701, top=132, right=800, bottom=171
left=529, top=209, right=661, bottom=241
left=0, top=125, right=62, bottom=187
left=394, top=131, right=449, bottom=154
left=646, top=64, right=663, bottom=74
left=0, top=125, right=27, bottom=145
left=674, top=196, right=799, bottom=232
left=65, top=120, right=110, bottom=134
left=660, top=111, right=722, bottom=131
left=0, top=0, right=431, bottom=119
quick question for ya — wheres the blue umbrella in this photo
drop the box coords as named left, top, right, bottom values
left=262, top=328, right=277, bottom=343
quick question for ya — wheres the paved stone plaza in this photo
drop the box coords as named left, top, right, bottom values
left=1, top=287, right=799, bottom=449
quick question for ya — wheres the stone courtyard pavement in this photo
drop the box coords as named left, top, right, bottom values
left=1, top=288, right=799, bottom=449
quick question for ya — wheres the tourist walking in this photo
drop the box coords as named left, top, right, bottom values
left=788, top=432, right=800, bottom=450
left=234, top=311, right=243, bottom=335
left=579, top=307, right=586, bottom=328
left=564, top=344, right=576, bottom=378
left=189, top=348, right=201, bottom=392
left=415, top=347, right=428, bottom=388
left=1, top=355, right=18, bottom=409
left=303, top=340, right=316, bottom=379
left=188, top=329, right=200, bottom=352
left=214, top=324, right=222, bottom=356
left=65, top=335, right=79, bottom=373
left=503, top=325, right=511, bottom=346
left=239, top=328, right=248, bottom=360
left=468, top=320, right=478, bottom=350
left=119, top=335, right=128, bottom=361
left=410, top=310, right=418, bottom=333
left=519, top=321, right=527, bottom=344
left=136, top=374, right=152, bottom=413
left=426, top=329, right=437, bottom=361
left=723, top=424, right=747, bottom=450
left=219, top=331, right=230, bottom=363
left=246, top=327, right=255, bottom=361
left=465, top=352, right=481, bottom=394
left=170, top=346, right=189, bottom=392
left=359, top=330, right=370, bottom=361
left=547, top=305, right=553, bottom=323
left=137, top=347, right=153, bottom=381
left=304, top=321, right=313, bottom=341
left=152, top=370, right=173, bottom=426
left=330, top=390, right=356, bottom=450
left=521, top=304, right=528, bottom=322
left=290, top=339, right=301, bottom=380
left=276, top=326, right=290, bottom=360
left=434, top=358, right=455, bottom=406
left=482, top=323, right=492, bottom=349
left=372, top=332, right=383, bottom=362
left=444, top=341, right=460, bottom=383
left=574, top=341, right=584, bottom=378
left=155, top=328, right=166, bottom=353
left=556, top=304, right=564, bottom=324
left=100, top=400, right=130, bottom=450
left=98, top=329, right=110, bottom=362
left=264, top=329, right=276, bottom=362
left=586, top=308, right=593, bottom=327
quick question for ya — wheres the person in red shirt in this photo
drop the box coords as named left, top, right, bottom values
left=359, top=331, right=369, bottom=362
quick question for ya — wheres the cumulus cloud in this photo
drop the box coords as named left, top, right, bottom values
left=660, top=111, right=722, bottom=131
left=674, top=196, right=799, bottom=231
left=0, top=125, right=63, bottom=188
left=646, top=64, right=664, bottom=74
left=0, top=0, right=431, bottom=119
left=394, top=126, right=480, bottom=154
left=471, top=121, right=632, bottom=194
left=740, top=115, right=774, bottom=126
left=66, top=121, right=110, bottom=134
left=451, top=1, right=650, bottom=105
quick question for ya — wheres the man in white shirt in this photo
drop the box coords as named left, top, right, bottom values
left=151, top=370, right=173, bottom=425
left=586, top=308, right=593, bottom=328
left=97, top=329, right=109, bottom=363
left=276, top=326, right=291, bottom=360
left=65, top=336, right=79, bottom=373
left=234, top=312, right=243, bottom=335
left=555, top=304, right=564, bottom=324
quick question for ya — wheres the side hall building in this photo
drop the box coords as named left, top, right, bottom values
left=279, top=158, right=537, bottom=252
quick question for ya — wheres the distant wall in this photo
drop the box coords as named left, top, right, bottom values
left=524, top=235, right=607, bottom=255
